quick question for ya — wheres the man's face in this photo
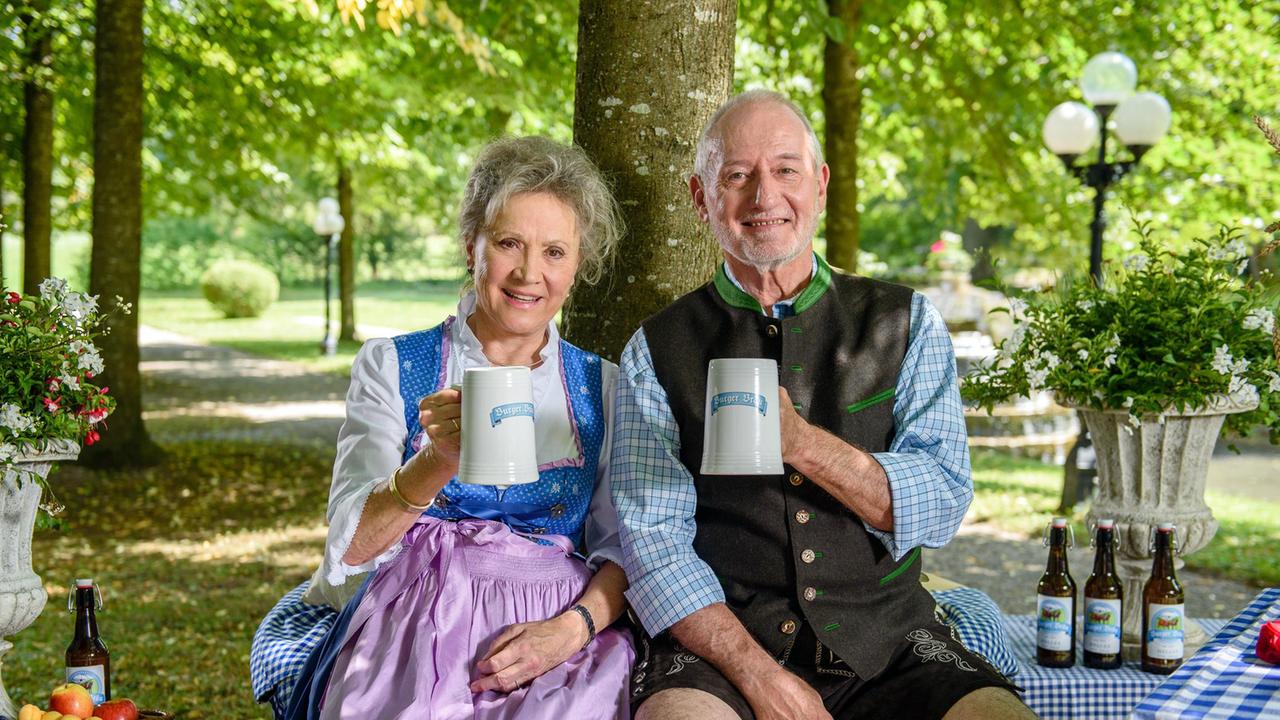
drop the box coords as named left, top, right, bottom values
left=691, top=102, right=829, bottom=272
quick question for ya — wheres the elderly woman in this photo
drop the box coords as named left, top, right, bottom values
left=250, top=136, right=633, bottom=719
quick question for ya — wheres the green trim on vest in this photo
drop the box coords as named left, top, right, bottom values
left=879, top=546, right=921, bottom=586
left=711, top=253, right=834, bottom=315
left=847, top=387, right=895, bottom=414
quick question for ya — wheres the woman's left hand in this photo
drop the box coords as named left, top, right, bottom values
left=470, top=611, right=590, bottom=693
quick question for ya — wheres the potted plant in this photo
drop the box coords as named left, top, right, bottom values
left=0, top=277, right=121, bottom=718
left=964, top=148, right=1279, bottom=655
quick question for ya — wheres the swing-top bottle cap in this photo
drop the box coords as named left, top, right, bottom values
left=1156, top=522, right=1176, bottom=532
left=1051, top=517, right=1068, bottom=528
left=75, top=578, right=93, bottom=588
left=1096, top=518, right=1115, bottom=529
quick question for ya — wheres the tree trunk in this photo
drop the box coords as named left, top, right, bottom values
left=822, top=0, right=861, bottom=273
left=1, top=162, right=6, bottom=287
left=338, top=162, right=356, bottom=342
left=82, top=0, right=159, bottom=468
left=564, top=0, right=737, bottom=361
left=21, top=0, right=53, bottom=294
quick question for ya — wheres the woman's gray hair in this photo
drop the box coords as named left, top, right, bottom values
left=458, top=136, right=622, bottom=286
left=693, top=89, right=824, bottom=180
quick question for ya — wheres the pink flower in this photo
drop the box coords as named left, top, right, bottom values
left=4, top=291, right=19, bottom=304
left=86, top=408, right=109, bottom=423
left=47, top=377, right=62, bottom=392
left=43, top=397, right=61, bottom=413
left=99, top=386, right=109, bottom=394
left=930, top=239, right=947, bottom=253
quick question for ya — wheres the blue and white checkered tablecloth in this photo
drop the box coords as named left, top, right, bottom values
left=1003, top=614, right=1227, bottom=720
left=1131, top=588, right=1280, bottom=720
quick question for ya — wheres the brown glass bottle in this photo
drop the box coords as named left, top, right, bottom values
left=66, top=578, right=110, bottom=704
left=1142, top=523, right=1185, bottom=674
left=1036, top=517, right=1076, bottom=667
left=1083, top=519, right=1123, bottom=669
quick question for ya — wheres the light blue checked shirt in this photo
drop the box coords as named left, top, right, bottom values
left=611, top=256, right=972, bottom=636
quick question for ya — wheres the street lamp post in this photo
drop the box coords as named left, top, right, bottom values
left=1042, top=51, right=1172, bottom=510
left=313, top=197, right=345, bottom=357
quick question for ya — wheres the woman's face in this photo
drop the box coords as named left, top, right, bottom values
left=468, top=191, right=582, bottom=344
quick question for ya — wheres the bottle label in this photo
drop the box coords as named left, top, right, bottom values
left=66, top=664, right=107, bottom=705
left=1036, top=595, right=1074, bottom=652
left=1146, top=603, right=1185, bottom=660
left=1084, top=597, right=1122, bottom=654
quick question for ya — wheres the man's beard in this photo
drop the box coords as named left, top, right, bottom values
left=715, top=211, right=819, bottom=273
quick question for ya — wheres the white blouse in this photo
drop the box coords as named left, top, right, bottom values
left=306, top=293, right=622, bottom=608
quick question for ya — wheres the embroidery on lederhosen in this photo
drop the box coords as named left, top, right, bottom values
left=932, top=606, right=1013, bottom=681
left=906, top=628, right=977, bottom=672
left=815, top=640, right=857, bottom=678
left=666, top=640, right=701, bottom=676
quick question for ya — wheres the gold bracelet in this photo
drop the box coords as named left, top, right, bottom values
left=387, top=466, right=432, bottom=513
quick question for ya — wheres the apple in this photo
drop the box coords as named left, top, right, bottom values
left=93, top=699, right=138, bottom=720
left=49, top=683, right=94, bottom=718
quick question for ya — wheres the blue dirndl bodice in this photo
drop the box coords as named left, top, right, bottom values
left=392, top=317, right=606, bottom=544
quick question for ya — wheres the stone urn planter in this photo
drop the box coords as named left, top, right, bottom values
left=1072, top=392, right=1259, bottom=660
left=0, top=439, right=78, bottom=720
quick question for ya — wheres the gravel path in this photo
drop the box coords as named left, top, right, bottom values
left=138, top=325, right=1271, bottom=618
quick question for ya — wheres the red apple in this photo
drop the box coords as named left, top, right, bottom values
left=93, top=700, right=138, bottom=720
left=49, top=684, right=95, bottom=718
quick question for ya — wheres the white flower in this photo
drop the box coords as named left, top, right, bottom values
left=1228, top=375, right=1254, bottom=396
left=1026, top=366, right=1050, bottom=392
left=1105, top=333, right=1121, bottom=353
left=0, top=404, right=34, bottom=434
left=38, top=277, right=69, bottom=300
left=59, top=373, right=81, bottom=391
left=1078, top=349, right=1090, bottom=361
left=1122, top=396, right=1134, bottom=409
left=1232, top=357, right=1250, bottom=375
left=1041, top=351, right=1061, bottom=370
left=61, top=292, right=98, bottom=324
left=1265, top=370, right=1280, bottom=394
left=1211, top=345, right=1234, bottom=375
left=1128, top=414, right=1142, bottom=429
left=1123, top=253, right=1150, bottom=272
left=1008, top=298, right=1028, bottom=317
left=1103, top=353, right=1117, bottom=367
left=1076, top=299, right=1095, bottom=311
left=77, top=346, right=104, bottom=375
left=0, top=443, right=14, bottom=462
left=1209, top=240, right=1248, bottom=262
left=1243, top=308, right=1276, bottom=335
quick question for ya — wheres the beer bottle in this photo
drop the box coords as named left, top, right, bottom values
left=1036, top=517, right=1076, bottom=667
left=65, top=578, right=110, bottom=704
left=1142, top=523, right=1185, bottom=674
left=1083, top=519, right=1123, bottom=669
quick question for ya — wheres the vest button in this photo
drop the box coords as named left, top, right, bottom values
left=789, top=472, right=804, bottom=486
left=433, top=495, right=449, bottom=509
left=795, top=509, right=811, bottom=524
left=803, top=586, right=818, bottom=602
left=766, top=324, right=779, bottom=337
left=801, top=549, right=816, bottom=564
left=550, top=503, right=566, bottom=518
left=779, top=619, right=797, bottom=635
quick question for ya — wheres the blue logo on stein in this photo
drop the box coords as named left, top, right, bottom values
left=489, top=402, right=535, bottom=427
left=711, top=392, right=768, bottom=416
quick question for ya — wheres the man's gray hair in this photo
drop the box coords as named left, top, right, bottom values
left=693, top=89, right=824, bottom=180
left=458, top=136, right=622, bottom=286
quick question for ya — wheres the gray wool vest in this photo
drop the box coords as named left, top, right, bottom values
left=641, top=259, right=940, bottom=681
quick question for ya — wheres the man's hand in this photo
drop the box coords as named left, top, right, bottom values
left=777, top=386, right=812, bottom=464
left=738, top=665, right=832, bottom=720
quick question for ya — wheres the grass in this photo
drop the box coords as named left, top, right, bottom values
left=140, top=281, right=463, bottom=375
left=966, top=448, right=1280, bottom=586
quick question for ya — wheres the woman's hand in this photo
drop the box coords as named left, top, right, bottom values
left=418, top=387, right=463, bottom=468
left=470, top=611, right=590, bottom=693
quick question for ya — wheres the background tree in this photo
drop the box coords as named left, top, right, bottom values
left=20, top=0, right=53, bottom=294
left=561, top=0, right=738, bottom=359
left=83, top=0, right=159, bottom=466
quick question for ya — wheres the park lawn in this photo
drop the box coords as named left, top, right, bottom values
left=968, top=448, right=1280, bottom=586
left=140, top=282, right=462, bottom=375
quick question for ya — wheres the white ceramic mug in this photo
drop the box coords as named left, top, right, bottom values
left=700, top=358, right=784, bottom=475
left=457, top=366, right=539, bottom=486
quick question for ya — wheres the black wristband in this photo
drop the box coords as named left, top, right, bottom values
left=570, top=603, right=597, bottom=649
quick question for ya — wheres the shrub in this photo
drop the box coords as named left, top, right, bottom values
left=200, top=260, right=279, bottom=318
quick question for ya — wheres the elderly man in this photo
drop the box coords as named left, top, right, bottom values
left=610, top=90, right=1034, bottom=720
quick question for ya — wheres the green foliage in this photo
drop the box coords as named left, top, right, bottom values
left=200, top=259, right=280, bottom=318
left=964, top=221, right=1280, bottom=441
left=0, top=278, right=118, bottom=466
